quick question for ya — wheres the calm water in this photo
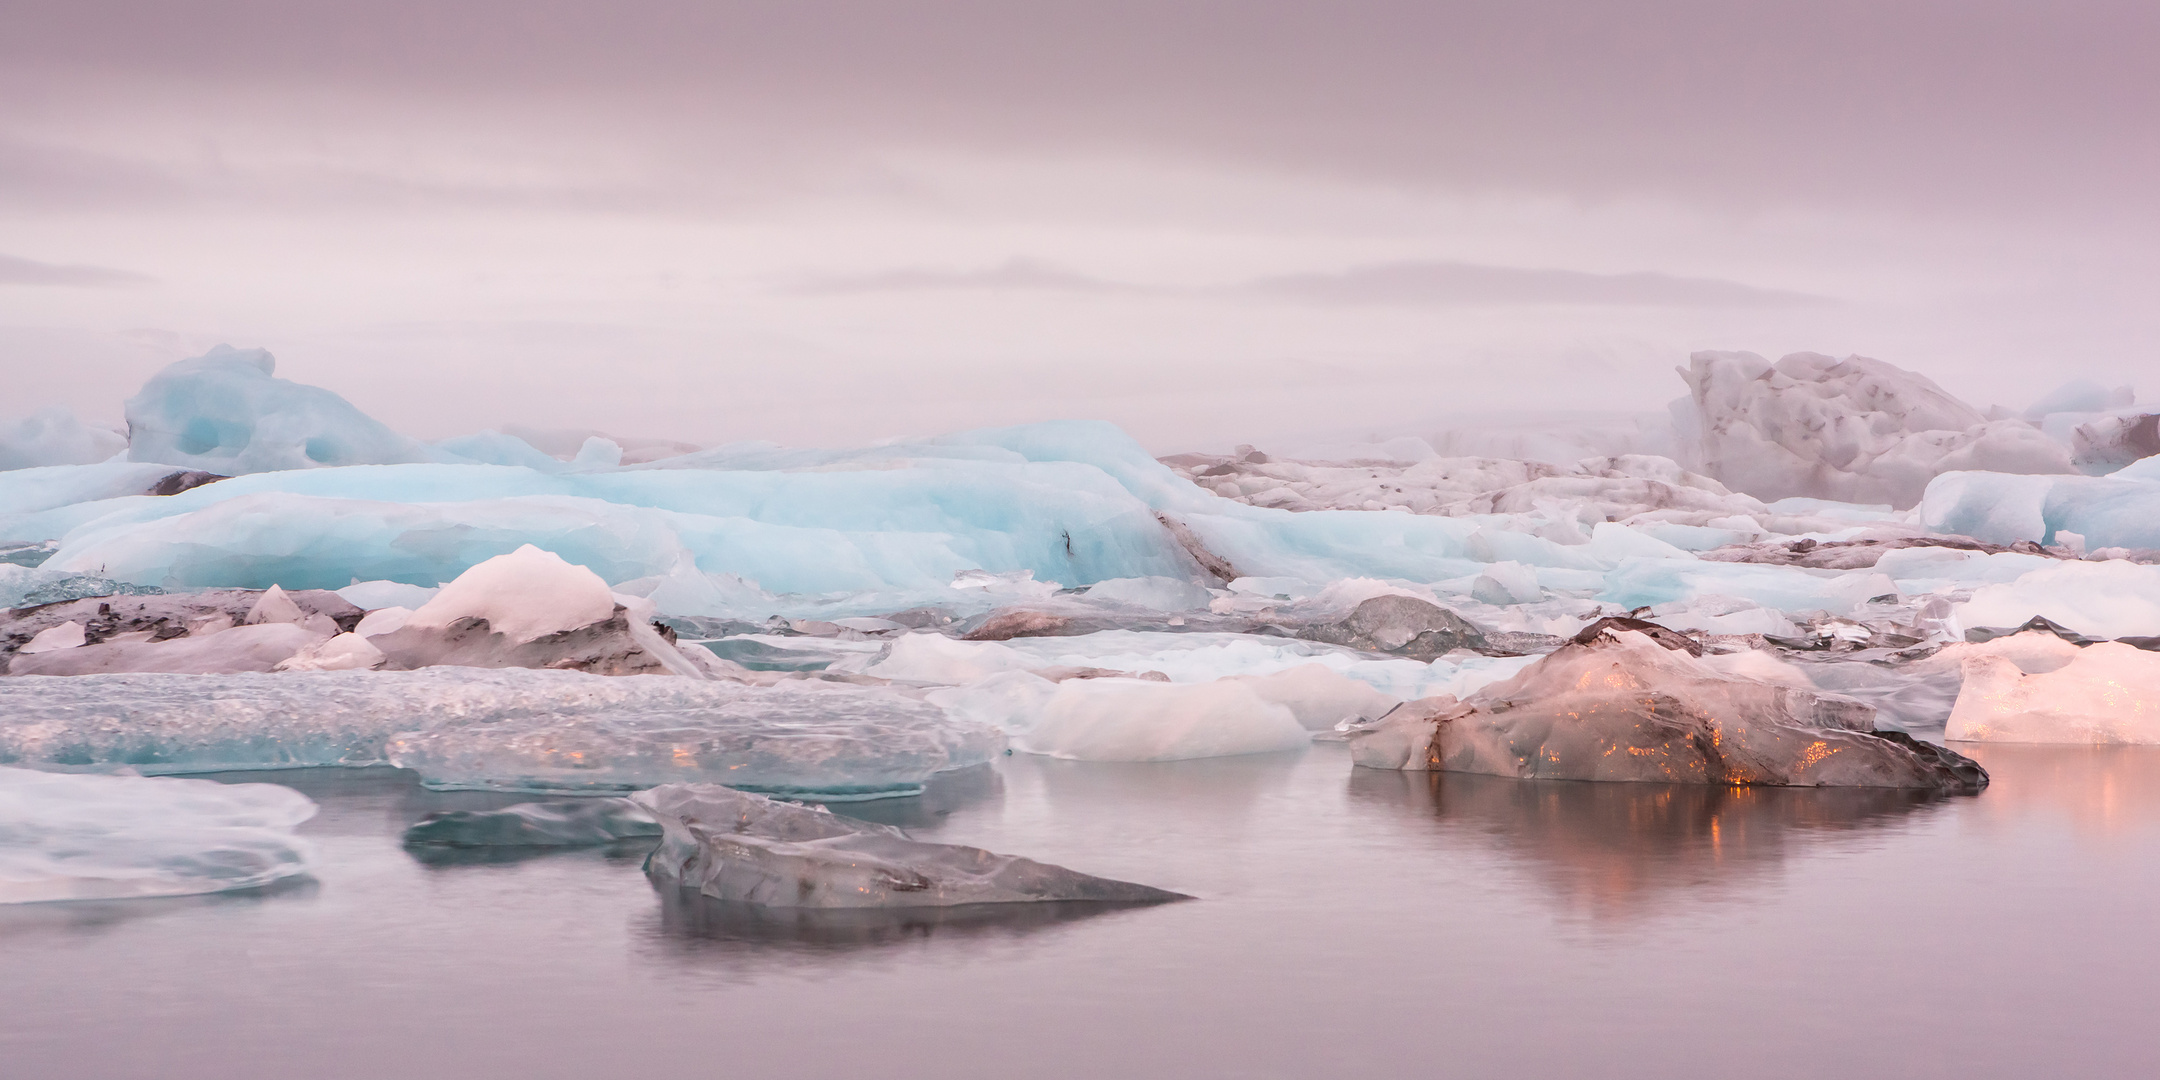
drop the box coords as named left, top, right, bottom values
left=5, top=743, right=2159, bottom=1079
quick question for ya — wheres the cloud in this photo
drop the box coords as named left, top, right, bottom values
left=0, top=253, right=155, bottom=288
left=792, top=258, right=1135, bottom=295
left=1239, top=261, right=1830, bottom=308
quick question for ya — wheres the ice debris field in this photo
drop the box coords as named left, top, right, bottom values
left=3, top=345, right=2159, bottom=904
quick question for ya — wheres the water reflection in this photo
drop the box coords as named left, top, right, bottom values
left=1348, top=768, right=1955, bottom=919
left=1959, top=745, right=2160, bottom=839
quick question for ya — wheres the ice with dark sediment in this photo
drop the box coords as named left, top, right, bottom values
left=1344, top=627, right=1987, bottom=791
left=636, top=783, right=1186, bottom=907
left=0, top=668, right=1002, bottom=798
left=0, top=766, right=315, bottom=903
left=402, top=798, right=662, bottom=848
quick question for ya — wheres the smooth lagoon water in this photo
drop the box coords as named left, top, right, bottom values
left=5, top=743, right=2158, bottom=1079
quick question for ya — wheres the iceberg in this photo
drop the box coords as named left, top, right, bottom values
left=1945, top=639, right=2160, bottom=743
left=125, top=345, right=436, bottom=474
left=636, top=783, right=1186, bottom=907
left=1677, top=351, right=2073, bottom=507
left=401, top=797, right=662, bottom=848
left=1920, top=469, right=2160, bottom=550
left=0, top=408, right=127, bottom=472
left=0, top=668, right=1003, bottom=797
left=0, top=766, right=315, bottom=903
left=404, top=544, right=615, bottom=644
left=1953, top=559, right=2160, bottom=641
left=1344, top=629, right=1986, bottom=791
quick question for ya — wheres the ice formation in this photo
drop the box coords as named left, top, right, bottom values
left=0, top=668, right=1002, bottom=797
left=125, top=345, right=436, bottom=474
left=0, top=767, right=315, bottom=903
left=1944, top=638, right=2160, bottom=743
left=0, top=407, right=127, bottom=471
left=404, top=544, right=616, bottom=643
left=1676, top=351, right=2075, bottom=507
left=401, top=798, right=661, bottom=847
left=636, top=783, right=1185, bottom=907
left=1920, top=468, right=2160, bottom=550
left=1952, top=560, right=2160, bottom=641
left=1344, top=630, right=1987, bottom=791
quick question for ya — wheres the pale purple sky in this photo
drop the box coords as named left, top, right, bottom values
left=3, top=0, right=2155, bottom=450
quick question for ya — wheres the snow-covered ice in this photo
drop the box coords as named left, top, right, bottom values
left=636, top=783, right=1185, bottom=907
left=0, top=767, right=314, bottom=903
left=405, top=544, right=616, bottom=643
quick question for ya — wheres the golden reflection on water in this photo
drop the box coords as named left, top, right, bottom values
left=1956, top=744, right=2160, bottom=839
left=1346, top=767, right=1952, bottom=920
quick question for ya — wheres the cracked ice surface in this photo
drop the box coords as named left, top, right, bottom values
left=0, top=669, right=1002, bottom=798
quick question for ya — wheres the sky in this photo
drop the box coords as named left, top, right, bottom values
left=3, top=0, right=2156, bottom=452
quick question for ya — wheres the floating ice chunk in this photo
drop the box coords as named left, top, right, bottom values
left=407, top=545, right=615, bottom=644
left=385, top=678, right=1002, bottom=796
left=0, top=668, right=1002, bottom=794
left=0, top=767, right=315, bottom=903
left=1954, top=560, right=2160, bottom=641
left=1946, top=641, right=2160, bottom=743
left=7, top=622, right=327, bottom=676
left=1345, top=630, right=1986, bottom=790
left=1005, top=677, right=1308, bottom=761
left=1228, top=663, right=1402, bottom=730
left=0, top=408, right=128, bottom=472
left=636, top=784, right=1186, bottom=907
left=274, top=632, right=385, bottom=672
left=1083, top=576, right=1213, bottom=611
left=401, top=798, right=661, bottom=848
left=336, top=580, right=438, bottom=611
left=125, top=345, right=434, bottom=474
left=1600, top=557, right=1897, bottom=616
left=20, top=620, right=86, bottom=653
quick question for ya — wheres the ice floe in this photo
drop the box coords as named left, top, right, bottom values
left=0, top=767, right=315, bottom=903
left=636, top=784, right=1185, bottom=907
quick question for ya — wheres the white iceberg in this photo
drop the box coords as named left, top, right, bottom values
left=0, top=767, right=315, bottom=903
left=1945, top=639, right=2160, bottom=743
left=1953, top=559, right=2160, bottom=641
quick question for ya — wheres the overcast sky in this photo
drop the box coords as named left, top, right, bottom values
left=3, top=0, right=2155, bottom=451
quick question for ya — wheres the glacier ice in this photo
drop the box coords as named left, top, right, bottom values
left=0, top=668, right=1002, bottom=797
left=0, top=766, right=315, bottom=903
left=1920, top=468, right=2160, bottom=550
left=636, top=783, right=1185, bottom=907
left=126, top=345, right=436, bottom=474
left=1945, top=639, right=2160, bottom=744
left=1953, top=559, right=2160, bottom=641
left=1344, top=629, right=1987, bottom=791
left=0, top=407, right=127, bottom=472
left=405, top=544, right=616, bottom=643
left=1677, top=351, right=2073, bottom=507
left=401, top=797, right=662, bottom=848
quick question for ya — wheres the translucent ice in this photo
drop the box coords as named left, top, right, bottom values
left=636, top=783, right=1185, bottom=907
left=1920, top=469, right=2160, bottom=550
left=125, top=345, right=436, bottom=474
left=1344, top=630, right=1986, bottom=790
left=0, top=767, right=315, bottom=903
left=1945, top=641, right=2160, bottom=743
left=0, top=668, right=1002, bottom=797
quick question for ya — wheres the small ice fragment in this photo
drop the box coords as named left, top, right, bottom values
left=407, top=545, right=616, bottom=643
left=635, top=784, right=1187, bottom=908
left=274, top=632, right=385, bottom=672
left=244, top=584, right=307, bottom=625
